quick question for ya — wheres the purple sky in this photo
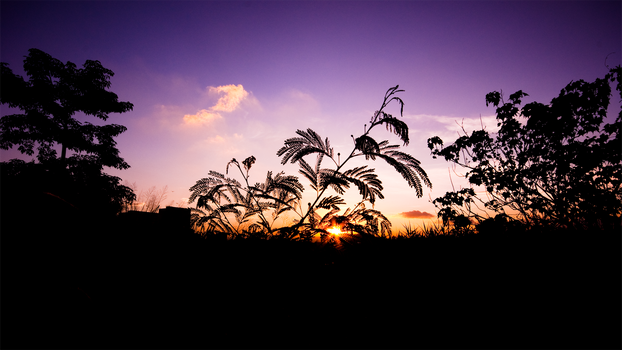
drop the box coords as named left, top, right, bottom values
left=2, top=1, right=620, bottom=230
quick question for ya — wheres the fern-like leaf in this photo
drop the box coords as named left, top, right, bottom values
left=298, top=158, right=319, bottom=191
left=342, top=165, right=384, bottom=205
left=277, top=128, right=333, bottom=164
left=378, top=114, right=409, bottom=146
left=318, top=168, right=349, bottom=194
left=354, top=135, right=380, bottom=160
left=316, top=195, right=346, bottom=210
left=363, top=141, right=432, bottom=198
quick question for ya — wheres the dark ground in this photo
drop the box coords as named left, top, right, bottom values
left=3, top=196, right=622, bottom=346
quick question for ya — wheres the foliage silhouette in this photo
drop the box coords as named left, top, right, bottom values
left=277, top=85, right=432, bottom=240
left=188, top=156, right=304, bottom=239
left=0, top=48, right=135, bottom=215
left=428, top=66, right=621, bottom=231
left=189, top=86, right=430, bottom=241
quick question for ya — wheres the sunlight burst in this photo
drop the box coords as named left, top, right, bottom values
left=327, top=226, right=343, bottom=235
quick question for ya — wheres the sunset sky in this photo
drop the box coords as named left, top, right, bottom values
left=1, top=1, right=620, bottom=231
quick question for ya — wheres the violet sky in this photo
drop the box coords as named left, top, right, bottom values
left=1, top=1, right=620, bottom=230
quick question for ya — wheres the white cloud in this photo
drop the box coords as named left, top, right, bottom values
left=406, top=113, right=500, bottom=134
left=182, top=84, right=250, bottom=126
left=209, top=84, right=249, bottom=112
left=438, top=115, right=500, bottom=134
left=183, top=109, right=223, bottom=125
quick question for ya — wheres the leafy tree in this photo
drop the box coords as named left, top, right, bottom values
left=427, top=66, right=621, bottom=231
left=0, top=48, right=135, bottom=216
left=277, top=85, right=432, bottom=240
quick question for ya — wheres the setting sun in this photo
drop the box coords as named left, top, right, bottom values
left=327, top=226, right=343, bottom=235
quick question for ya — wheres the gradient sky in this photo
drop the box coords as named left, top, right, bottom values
left=1, top=1, right=620, bottom=231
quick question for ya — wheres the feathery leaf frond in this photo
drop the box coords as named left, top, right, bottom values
left=377, top=114, right=409, bottom=145
left=277, top=128, right=333, bottom=164
left=189, top=156, right=305, bottom=239
left=361, top=141, right=432, bottom=198
left=318, top=168, right=349, bottom=194
left=342, top=165, right=384, bottom=205
left=354, top=135, right=380, bottom=160
left=298, top=158, right=319, bottom=191
left=317, top=195, right=346, bottom=210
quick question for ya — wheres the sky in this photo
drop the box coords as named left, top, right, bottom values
left=1, top=1, right=620, bottom=232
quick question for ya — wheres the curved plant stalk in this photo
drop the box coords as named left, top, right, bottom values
left=277, top=86, right=432, bottom=239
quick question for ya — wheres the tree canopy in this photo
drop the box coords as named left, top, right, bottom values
left=428, top=66, right=621, bottom=231
left=1, top=48, right=133, bottom=168
left=0, top=48, right=135, bottom=216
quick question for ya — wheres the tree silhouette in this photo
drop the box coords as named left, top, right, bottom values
left=428, top=66, right=621, bottom=231
left=277, top=85, right=432, bottom=240
left=1, top=48, right=135, bottom=216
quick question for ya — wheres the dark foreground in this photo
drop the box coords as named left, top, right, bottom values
left=2, top=210, right=620, bottom=349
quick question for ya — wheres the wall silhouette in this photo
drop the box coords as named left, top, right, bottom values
left=118, top=206, right=191, bottom=235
